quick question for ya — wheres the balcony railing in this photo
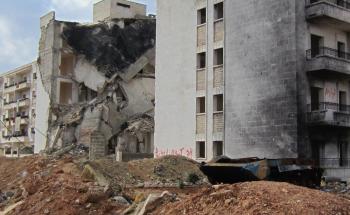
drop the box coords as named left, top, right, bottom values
left=307, top=0, right=350, bottom=10
left=306, top=47, right=350, bottom=61
left=319, top=158, right=350, bottom=168
left=307, top=102, right=350, bottom=113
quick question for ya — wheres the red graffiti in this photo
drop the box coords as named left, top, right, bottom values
left=154, top=147, right=193, bottom=159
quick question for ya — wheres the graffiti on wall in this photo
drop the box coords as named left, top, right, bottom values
left=154, top=147, right=193, bottom=159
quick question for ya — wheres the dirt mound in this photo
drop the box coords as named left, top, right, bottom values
left=152, top=181, right=350, bottom=215
left=0, top=156, right=128, bottom=215
left=91, top=155, right=207, bottom=187
left=0, top=156, right=38, bottom=192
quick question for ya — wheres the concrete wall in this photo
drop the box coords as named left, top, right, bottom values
left=155, top=0, right=197, bottom=160
left=224, top=0, right=299, bottom=158
left=34, top=62, right=50, bottom=153
left=93, top=0, right=147, bottom=23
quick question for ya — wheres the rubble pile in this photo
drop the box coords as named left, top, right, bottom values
left=152, top=181, right=350, bottom=215
left=88, top=155, right=208, bottom=188
left=0, top=155, right=206, bottom=215
left=39, top=17, right=156, bottom=161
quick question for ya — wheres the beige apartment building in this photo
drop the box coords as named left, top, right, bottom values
left=0, top=62, right=37, bottom=157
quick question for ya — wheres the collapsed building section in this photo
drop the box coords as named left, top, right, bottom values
left=35, top=2, right=156, bottom=161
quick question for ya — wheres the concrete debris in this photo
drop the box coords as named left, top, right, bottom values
left=112, top=196, right=130, bottom=206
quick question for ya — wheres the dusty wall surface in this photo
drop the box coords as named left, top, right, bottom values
left=154, top=0, right=197, bottom=160
left=34, top=62, right=50, bottom=153
left=93, top=0, right=146, bottom=23
left=224, top=0, right=299, bottom=158
left=121, top=77, right=154, bottom=117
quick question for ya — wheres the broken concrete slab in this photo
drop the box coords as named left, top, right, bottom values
left=74, top=56, right=107, bottom=92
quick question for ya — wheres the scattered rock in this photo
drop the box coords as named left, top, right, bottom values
left=112, top=196, right=130, bottom=206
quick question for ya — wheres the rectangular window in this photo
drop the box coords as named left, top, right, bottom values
left=213, top=94, right=223, bottom=112
left=213, top=141, right=223, bottom=157
left=338, top=41, right=346, bottom=59
left=33, top=73, right=37, bottom=80
left=197, top=8, right=206, bottom=25
left=214, top=48, right=224, bottom=66
left=339, top=141, right=348, bottom=167
left=196, top=141, right=206, bottom=158
left=5, top=148, right=11, bottom=155
left=310, top=34, right=323, bottom=57
left=339, top=91, right=347, bottom=111
left=310, top=87, right=323, bottom=111
left=117, top=3, right=131, bottom=8
left=196, top=97, right=206, bottom=113
left=197, top=52, right=206, bottom=69
left=214, top=2, right=224, bottom=20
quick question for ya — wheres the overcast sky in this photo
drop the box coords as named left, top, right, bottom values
left=0, top=0, right=156, bottom=73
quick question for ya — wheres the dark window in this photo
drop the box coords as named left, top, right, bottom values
left=214, top=2, right=224, bottom=20
left=197, top=52, right=206, bottom=69
left=311, top=87, right=323, bottom=111
left=197, top=141, right=206, bottom=158
left=214, top=48, right=224, bottom=65
left=197, top=97, right=206, bottom=113
left=33, top=73, right=37, bottom=80
left=338, top=42, right=345, bottom=59
left=214, top=94, right=223, bottom=112
left=339, top=141, right=348, bottom=167
left=339, top=91, right=347, bottom=111
left=197, top=8, right=206, bottom=25
left=213, top=141, right=223, bottom=157
left=311, top=34, right=323, bottom=57
left=117, top=3, right=130, bottom=8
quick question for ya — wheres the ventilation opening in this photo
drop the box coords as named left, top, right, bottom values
left=117, top=3, right=131, bottom=8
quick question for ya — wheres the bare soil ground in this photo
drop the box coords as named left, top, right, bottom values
left=0, top=155, right=349, bottom=215
left=152, top=181, right=350, bottom=215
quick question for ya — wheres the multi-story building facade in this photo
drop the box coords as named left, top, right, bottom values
left=155, top=0, right=350, bottom=180
left=0, top=62, right=37, bottom=157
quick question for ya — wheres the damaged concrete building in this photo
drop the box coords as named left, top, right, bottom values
left=156, top=0, right=350, bottom=181
left=35, top=0, right=156, bottom=161
left=0, top=62, right=38, bottom=157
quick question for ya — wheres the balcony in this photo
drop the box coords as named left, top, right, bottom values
left=15, top=81, right=31, bottom=91
left=306, top=0, right=350, bottom=31
left=307, top=102, right=350, bottom=127
left=3, top=98, right=30, bottom=110
left=18, top=98, right=30, bottom=107
left=2, top=132, right=29, bottom=144
left=306, top=47, right=350, bottom=77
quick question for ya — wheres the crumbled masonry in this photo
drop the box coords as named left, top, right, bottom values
left=38, top=14, right=156, bottom=161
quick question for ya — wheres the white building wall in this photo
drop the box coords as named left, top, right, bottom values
left=34, top=62, right=50, bottom=153
left=155, top=0, right=197, bottom=159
